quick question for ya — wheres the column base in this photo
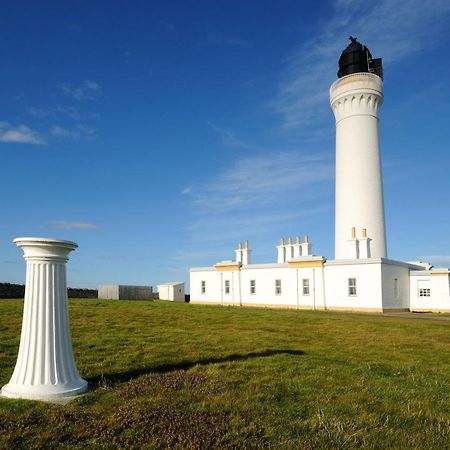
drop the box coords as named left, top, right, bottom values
left=1, top=379, right=88, bottom=402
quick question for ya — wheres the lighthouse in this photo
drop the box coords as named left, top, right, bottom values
left=330, top=37, right=387, bottom=259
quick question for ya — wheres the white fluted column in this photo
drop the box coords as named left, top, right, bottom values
left=1, top=237, right=87, bottom=401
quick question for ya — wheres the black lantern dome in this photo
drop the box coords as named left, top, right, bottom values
left=337, top=36, right=383, bottom=79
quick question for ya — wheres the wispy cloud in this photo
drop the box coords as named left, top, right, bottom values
left=183, top=150, right=333, bottom=248
left=192, top=152, right=333, bottom=213
left=48, top=220, right=98, bottom=230
left=181, top=186, right=192, bottom=195
left=28, top=105, right=81, bottom=121
left=59, top=80, right=101, bottom=101
left=206, top=121, right=254, bottom=149
left=0, top=122, right=46, bottom=145
left=273, top=0, right=450, bottom=132
left=50, top=124, right=95, bottom=140
left=50, top=126, right=80, bottom=140
left=186, top=207, right=330, bottom=245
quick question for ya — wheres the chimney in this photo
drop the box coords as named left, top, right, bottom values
left=358, top=228, right=371, bottom=258
left=235, top=242, right=243, bottom=264
left=277, top=238, right=286, bottom=263
left=348, top=227, right=359, bottom=259
left=242, top=240, right=251, bottom=265
left=293, top=235, right=302, bottom=257
left=285, top=236, right=294, bottom=261
left=301, top=235, right=312, bottom=256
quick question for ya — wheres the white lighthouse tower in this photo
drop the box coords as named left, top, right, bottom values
left=330, top=37, right=387, bottom=259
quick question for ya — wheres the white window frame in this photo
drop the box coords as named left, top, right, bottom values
left=348, top=278, right=357, bottom=296
left=250, top=279, right=256, bottom=295
left=418, top=288, right=431, bottom=297
left=275, top=279, right=282, bottom=296
left=201, top=280, right=206, bottom=294
left=302, top=278, right=310, bottom=296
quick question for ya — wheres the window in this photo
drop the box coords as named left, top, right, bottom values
left=302, top=279, right=310, bottom=296
left=417, top=280, right=431, bottom=297
left=275, top=279, right=282, bottom=295
left=348, top=278, right=357, bottom=296
left=394, top=278, right=399, bottom=299
left=418, top=288, right=431, bottom=297
left=201, top=281, right=206, bottom=294
left=225, top=280, right=230, bottom=294
left=250, top=280, right=256, bottom=294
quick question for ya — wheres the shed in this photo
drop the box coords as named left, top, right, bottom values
left=98, top=285, right=153, bottom=300
left=157, top=282, right=185, bottom=302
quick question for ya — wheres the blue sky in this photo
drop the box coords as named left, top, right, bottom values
left=2, top=0, right=450, bottom=290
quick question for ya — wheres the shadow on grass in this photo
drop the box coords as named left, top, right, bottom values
left=86, top=349, right=305, bottom=387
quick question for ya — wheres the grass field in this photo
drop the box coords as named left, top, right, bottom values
left=0, top=299, right=449, bottom=449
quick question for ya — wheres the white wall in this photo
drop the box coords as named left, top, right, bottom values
left=381, top=263, right=410, bottom=310
left=190, top=268, right=225, bottom=304
left=191, top=264, right=327, bottom=309
left=158, top=283, right=185, bottom=302
left=240, top=266, right=297, bottom=307
left=410, top=273, right=450, bottom=312
left=324, top=261, right=383, bottom=310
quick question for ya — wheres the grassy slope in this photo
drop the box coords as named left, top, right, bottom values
left=0, top=299, right=449, bottom=449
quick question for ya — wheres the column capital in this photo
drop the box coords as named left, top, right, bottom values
left=14, top=237, right=78, bottom=262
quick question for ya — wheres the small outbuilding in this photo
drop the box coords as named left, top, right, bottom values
left=98, top=285, right=153, bottom=300
left=157, top=282, right=185, bottom=302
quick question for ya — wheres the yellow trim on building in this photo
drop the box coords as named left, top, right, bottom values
left=431, top=272, right=450, bottom=276
left=288, top=260, right=324, bottom=268
left=215, top=265, right=240, bottom=271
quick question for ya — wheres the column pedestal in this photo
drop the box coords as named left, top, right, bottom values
left=1, top=237, right=87, bottom=401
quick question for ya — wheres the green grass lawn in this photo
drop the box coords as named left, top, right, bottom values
left=0, top=299, right=449, bottom=449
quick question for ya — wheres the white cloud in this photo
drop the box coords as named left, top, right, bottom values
left=50, top=123, right=95, bottom=140
left=49, top=220, right=98, bottom=230
left=206, top=121, right=254, bottom=149
left=273, top=0, right=450, bottom=132
left=186, top=207, right=330, bottom=245
left=50, top=126, right=80, bottom=139
left=181, top=186, right=192, bottom=195
left=28, top=105, right=95, bottom=122
left=60, top=80, right=101, bottom=100
left=0, top=122, right=46, bottom=145
left=76, top=123, right=95, bottom=139
left=27, top=106, right=51, bottom=118
left=192, top=151, right=333, bottom=213
left=184, top=151, right=333, bottom=246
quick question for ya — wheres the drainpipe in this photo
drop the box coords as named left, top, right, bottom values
left=220, top=272, right=223, bottom=306
left=313, top=268, right=316, bottom=311
left=232, top=272, right=234, bottom=306
left=238, top=268, right=242, bottom=306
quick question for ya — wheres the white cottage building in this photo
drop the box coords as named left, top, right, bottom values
left=157, top=282, right=185, bottom=302
left=189, top=38, right=450, bottom=313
